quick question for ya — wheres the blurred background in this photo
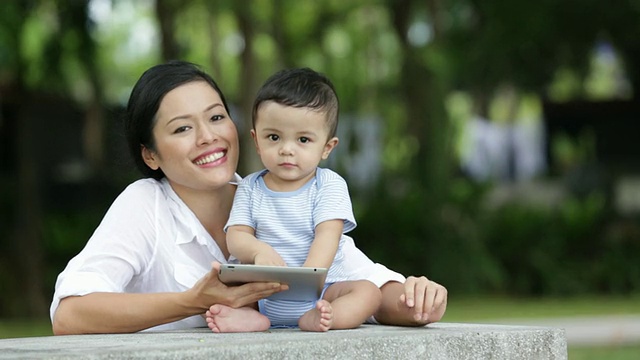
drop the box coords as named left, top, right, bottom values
left=0, top=0, right=639, bottom=353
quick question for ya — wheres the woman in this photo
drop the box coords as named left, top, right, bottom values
left=50, top=61, right=447, bottom=334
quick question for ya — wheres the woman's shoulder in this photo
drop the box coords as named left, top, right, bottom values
left=118, top=178, right=163, bottom=198
left=97, top=178, right=173, bottom=241
left=124, top=177, right=163, bottom=192
left=112, top=178, right=168, bottom=210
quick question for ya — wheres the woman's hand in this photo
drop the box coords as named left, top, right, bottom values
left=189, top=262, right=288, bottom=309
left=376, top=277, right=447, bottom=326
left=399, top=276, right=448, bottom=324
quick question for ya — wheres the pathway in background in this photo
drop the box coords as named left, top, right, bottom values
left=477, top=315, right=640, bottom=346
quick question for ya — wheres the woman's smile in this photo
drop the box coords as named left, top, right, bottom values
left=194, top=149, right=226, bottom=166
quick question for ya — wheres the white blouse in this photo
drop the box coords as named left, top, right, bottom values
left=50, top=176, right=405, bottom=332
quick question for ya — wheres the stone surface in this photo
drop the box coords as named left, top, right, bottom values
left=0, top=323, right=567, bottom=359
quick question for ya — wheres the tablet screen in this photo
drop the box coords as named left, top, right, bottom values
left=219, top=264, right=328, bottom=301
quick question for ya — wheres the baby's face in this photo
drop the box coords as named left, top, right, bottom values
left=251, top=101, right=338, bottom=191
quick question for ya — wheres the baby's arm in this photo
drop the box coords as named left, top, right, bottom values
left=303, top=219, right=344, bottom=269
left=227, top=225, right=285, bottom=266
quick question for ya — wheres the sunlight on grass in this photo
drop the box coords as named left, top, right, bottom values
left=443, top=294, right=640, bottom=322
left=0, top=319, right=52, bottom=339
left=569, top=344, right=640, bottom=360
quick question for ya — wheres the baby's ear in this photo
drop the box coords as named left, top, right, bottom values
left=250, top=129, right=260, bottom=154
left=322, top=137, right=339, bottom=159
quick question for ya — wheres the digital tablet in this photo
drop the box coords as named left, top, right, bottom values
left=218, top=264, right=328, bottom=301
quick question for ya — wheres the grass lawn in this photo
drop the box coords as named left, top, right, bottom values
left=569, top=344, right=640, bottom=360
left=0, top=319, right=52, bottom=339
left=443, top=293, right=640, bottom=322
left=2, top=294, right=640, bottom=359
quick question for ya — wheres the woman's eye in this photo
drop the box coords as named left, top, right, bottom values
left=268, top=134, right=279, bottom=141
left=211, top=114, right=224, bottom=121
left=174, top=126, right=190, bottom=134
left=299, top=137, right=310, bottom=144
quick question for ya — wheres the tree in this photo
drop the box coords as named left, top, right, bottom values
left=0, top=0, right=47, bottom=317
left=1, top=0, right=110, bottom=317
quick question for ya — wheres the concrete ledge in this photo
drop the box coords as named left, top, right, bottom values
left=0, top=323, right=567, bottom=359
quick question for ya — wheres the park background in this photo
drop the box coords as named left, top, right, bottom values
left=0, top=0, right=639, bottom=357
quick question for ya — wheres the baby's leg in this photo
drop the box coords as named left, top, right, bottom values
left=322, top=280, right=382, bottom=330
left=298, top=299, right=333, bottom=332
left=205, top=304, right=270, bottom=333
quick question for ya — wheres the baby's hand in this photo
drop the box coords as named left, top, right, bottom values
left=254, top=250, right=286, bottom=266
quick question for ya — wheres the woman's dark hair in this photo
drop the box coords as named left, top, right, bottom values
left=125, top=60, right=230, bottom=179
left=252, top=68, right=339, bottom=139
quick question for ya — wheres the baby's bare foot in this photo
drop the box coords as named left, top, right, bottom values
left=298, top=300, right=333, bottom=332
left=205, top=304, right=270, bottom=333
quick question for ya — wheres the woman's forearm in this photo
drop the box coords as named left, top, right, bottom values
left=52, top=291, right=202, bottom=335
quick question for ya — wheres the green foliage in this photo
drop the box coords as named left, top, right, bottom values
left=0, top=207, right=104, bottom=319
left=481, top=193, right=608, bottom=295
left=354, top=175, right=640, bottom=297
left=3, top=0, right=640, bottom=319
left=352, top=176, right=501, bottom=294
left=43, top=210, right=105, bottom=284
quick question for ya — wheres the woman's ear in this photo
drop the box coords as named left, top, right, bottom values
left=141, top=145, right=160, bottom=170
left=321, top=137, right=339, bottom=160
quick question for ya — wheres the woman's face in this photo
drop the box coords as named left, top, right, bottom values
left=142, top=80, right=239, bottom=193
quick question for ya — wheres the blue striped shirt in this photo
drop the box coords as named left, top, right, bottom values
left=226, top=167, right=356, bottom=283
left=226, top=167, right=357, bottom=326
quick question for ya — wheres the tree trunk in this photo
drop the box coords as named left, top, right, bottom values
left=388, top=0, right=454, bottom=278
left=207, top=1, right=222, bottom=81
left=271, top=0, right=294, bottom=69
left=234, top=1, right=262, bottom=175
left=3, top=2, right=48, bottom=318
left=390, top=0, right=452, bottom=194
left=12, top=84, right=48, bottom=318
left=156, top=0, right=181, bottom=61
left=65, top=1, right=106, bottom=172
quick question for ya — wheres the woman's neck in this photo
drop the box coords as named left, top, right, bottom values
left=169, top=181, right=236, bottom=258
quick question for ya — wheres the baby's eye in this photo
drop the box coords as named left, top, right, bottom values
left=299, top=137, right=310, bottom=144
left=268, top=134, right=279, bottom=141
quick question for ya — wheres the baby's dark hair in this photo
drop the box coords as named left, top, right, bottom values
left=252, top=68, right=339, bottom=139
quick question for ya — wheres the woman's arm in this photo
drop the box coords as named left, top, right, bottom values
left=336, top=233, right=448, bottom=326
left=303, top=219, right=343, bottom=269
left=53, top=292, right=199, bottom=335
left=52, top=262, right=286, bottom=334
left=374, top=277, right=448, bottom=326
